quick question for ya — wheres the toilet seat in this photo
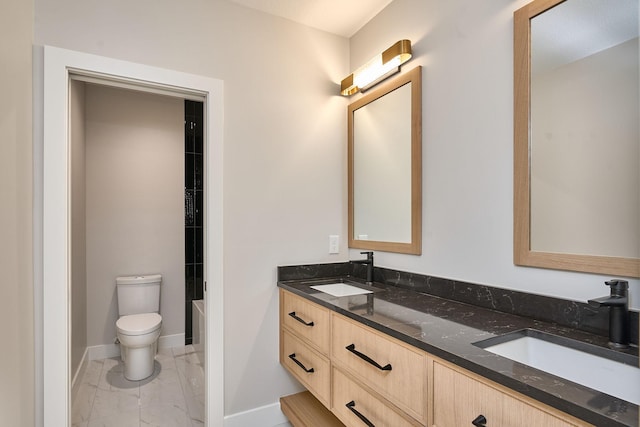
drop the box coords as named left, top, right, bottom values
left=116, top=313, right=162, bottom=336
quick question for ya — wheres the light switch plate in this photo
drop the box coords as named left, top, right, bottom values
left=329, top=235, right=339, bottom=254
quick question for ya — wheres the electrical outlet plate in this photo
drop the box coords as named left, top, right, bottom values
left=329, top=235, right=339, bottom=254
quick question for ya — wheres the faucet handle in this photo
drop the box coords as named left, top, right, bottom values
left=360, top=251, right=374, bottom=259
left=605, top=279, right=628, bottom=296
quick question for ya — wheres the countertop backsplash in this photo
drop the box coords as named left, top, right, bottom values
left=277, top=262, right=639, bottom=346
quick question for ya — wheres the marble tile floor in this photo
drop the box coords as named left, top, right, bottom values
left=72, top=345, right=204, bottom=427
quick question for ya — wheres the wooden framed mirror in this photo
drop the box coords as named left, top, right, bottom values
left=514, top=0, right=640, bottom=277
left=348, top=66, right=422, bottom=255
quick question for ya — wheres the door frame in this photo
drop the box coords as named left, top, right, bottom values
left=42, top=46, right=224, bottom=426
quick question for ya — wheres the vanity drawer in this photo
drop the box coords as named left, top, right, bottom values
left=281, top=290, right=330, bottom=354
left=331, top=367, right=420, bottom=427
left=331, top=313, right=426, bottom=423
left=433, top=359, right=588, bottom=427
left=281, top=329, right=331, bottom=407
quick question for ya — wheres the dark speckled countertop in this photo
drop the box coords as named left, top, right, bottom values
left=278, top=274, right=639, bottom=427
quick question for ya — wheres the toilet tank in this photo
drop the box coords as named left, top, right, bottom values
left=116, top=274, right=162, bottom=316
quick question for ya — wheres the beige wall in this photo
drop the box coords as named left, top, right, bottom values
left=0, top=0, right=34, bottom=425
left=85, top=84, right=185, bottom=346
left=70, top=80, right=87, bottom=375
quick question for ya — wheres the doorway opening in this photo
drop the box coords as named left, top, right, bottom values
left=68, top=82, right=205, bottom=425
left=41, top=46, right=224, bottom=426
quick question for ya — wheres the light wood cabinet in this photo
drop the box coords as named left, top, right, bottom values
left=281, top=291, right=333, bottom=409
left=332, top=367, right=421, bottom=427
left=331, top=313, right=427, bottom=423
left=281, top=329, right=331, bottom=407
left=280, top=289, right=424, bottom=426
left=432, top=359, right=590, bottom=427
left=281, top=290, right=330, bottom=354
left=502, top=394, right=586, bottom=427
left=280, top=391, right=344, bottom=427
left=432, top=359, right=503, bottom=427
left=280, top=289, right=593, bottom=427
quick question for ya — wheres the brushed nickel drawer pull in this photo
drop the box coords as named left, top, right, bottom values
left=346, top=400, right=375, bottom=427
left=288, top=311, right=314, bottom=327
left=345, top=344, right=392, bottom=371
left=288, top=353, right=314, bottom=373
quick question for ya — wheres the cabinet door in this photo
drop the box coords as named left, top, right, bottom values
left=432, top=361, right=503, bottom=427
left=281, top=329, right=331, bottom=407
left=281, top=290, right=330, bottom=354
left=433, top=360, right=588, bottom=427
left=503, top=395, right=581, bottom=427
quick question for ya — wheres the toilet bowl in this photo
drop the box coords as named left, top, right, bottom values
left=116, top=312, right=162, bottom=380
left=116, top=274, right=163, bottom=380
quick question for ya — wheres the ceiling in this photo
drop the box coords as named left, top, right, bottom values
left=227, top=0, right=394, bottom=38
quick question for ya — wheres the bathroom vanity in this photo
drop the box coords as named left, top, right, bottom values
left=278, top=266, right=638, bottom=427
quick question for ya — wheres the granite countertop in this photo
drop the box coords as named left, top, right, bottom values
left=278, top=277, right=639, bottom=427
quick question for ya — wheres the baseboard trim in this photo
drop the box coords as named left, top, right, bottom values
left=224, top=402, right=289, bottom=427
left=88, top=343, right=120, bottom=360
left=71, top=347, right=89, bottom=400
left=88, top=333, right=186, bottom=361
left=158, top=333, right=185, bottom=349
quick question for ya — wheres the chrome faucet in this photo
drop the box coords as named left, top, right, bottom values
left=588, top=279, right=630, bottom=349
left=351, top=251, right=374, bottom=284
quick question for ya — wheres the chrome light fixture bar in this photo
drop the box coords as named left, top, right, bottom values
left=340, top=39, right=412, bottom=96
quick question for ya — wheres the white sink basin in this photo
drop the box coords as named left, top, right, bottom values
left=475, top=330, right=640, bottom=405
left=310, top=283, right=373, bottom=297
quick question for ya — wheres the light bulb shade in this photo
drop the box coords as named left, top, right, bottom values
left=340, top=40, right=412, bottom=96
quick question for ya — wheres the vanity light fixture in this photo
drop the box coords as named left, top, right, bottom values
left=340, top=39, right=412, bottom=96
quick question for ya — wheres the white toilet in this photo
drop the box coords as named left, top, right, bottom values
left=115, top=274, right=163, bottom=380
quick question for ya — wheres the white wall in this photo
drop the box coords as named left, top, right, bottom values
left=35, top=0, right=348, bottom=416
left=0, top=0, right=35, bottom=425
left=348, top=0, right=640, bottom=307
left=70, top=80, right=87, bottom=374
left=85, top=85, right=185, bottom=346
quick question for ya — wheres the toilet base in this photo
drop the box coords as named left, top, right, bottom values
left=121, top=342, right=157, bottom=381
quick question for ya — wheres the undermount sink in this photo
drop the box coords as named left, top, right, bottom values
left=309, top=283, right=373, bottom=297
left=474, top=329, right=640, bottom=405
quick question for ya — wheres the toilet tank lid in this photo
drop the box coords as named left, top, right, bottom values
left=116, top=274, right=162, bottom=286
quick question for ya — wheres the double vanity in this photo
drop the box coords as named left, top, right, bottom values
left=277, top=264, right=639, bottom=427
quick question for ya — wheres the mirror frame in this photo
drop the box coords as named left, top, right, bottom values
left=513, top=0, right=640, bottom=278
left=348, top=65, right=422, bottom=255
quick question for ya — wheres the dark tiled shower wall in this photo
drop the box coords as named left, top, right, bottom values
left=185, top=100, right=204, bottom=345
